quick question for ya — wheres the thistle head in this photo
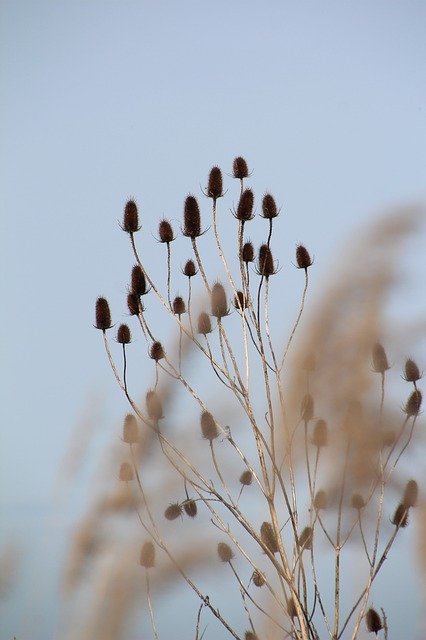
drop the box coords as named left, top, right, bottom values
left=131, top=265, right=148, bottom=297
left=261, top=193, right=278, bottom=219
left=366, top=608, right=383, bottom=635
left=123, top=414, right=139, bottom=444
left=242, top=240, right=255, bottom=263
left=207, top=166, right=224, bottom=200
left=296, top=244, right=313, bottom=269
left=260, top=521, right=279, bottom=554
left=197, top=311, right=212, bottom=335
left=116, top=324, right=131, bottom=344
left=183, top=259, right=197, bottom=278
left=403, top=358, right=422, bottom=383
left=164, top=503, right=182, bottom=521
left=150, top=341, right=165, bottom=362
left=404, top=389, right=422, bottom=416
left=211, top=282, right=229, bottom=318
left=173, top=296, right=186, bottom=316
left=235, top=189, right=254, bottom=221
left=183, top=499, right=197, bottom=518
left=372, top=343, right=390, bottom=373
left=233, top=156, right=249, bottom=179
left=158, top=219, right=175, bottom=243
left=127, top=292, right=140, bottom=316
left=257, top=244, right=276, bottom=277
left=95, top=297, right=112, bottom=331
left=200, top=411, right=219, bottom=441
left=217, top=542, right=234, bottom=562
left=391, top=503, right=409, bottom=528
left=122, top=199, right=140, bottom=233
left=146, top=390, right=163, bottom=421
left=183, top=195, right=202, bottom=238
left=239, top=469, right=253, bottom=486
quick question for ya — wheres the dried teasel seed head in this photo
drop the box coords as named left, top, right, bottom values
left=404, top=389, right=422, bottom=416
left=252, top=570, right=265, bottom=587
left=123, top=414, right=139, bottom=444
left=211, top=282, right=229, bottom=318
left=117, top=324, right=131, bottom=344
left=299, top=526, right=313, bottom=550
left=123, top=199, right=140, bottom=233
left=207, top=166, right=223, bottom=200
left=164, top=503, right=182, bottom=521
left=244, top=632, right=258, bottom=640
left=261, top=193, right=278, bottom=219
left=233, top=290, right=246, bottom=311
left=95, top=297, right=112, bottom=331
left=233, top=156, right=249, bottom=179
left=217, top=542, right=234, bottom=562
left=140, top=541, right=155, bottom=568
left=119, top=462, right=133, bottom=481
left=127, top=292, right=140, bottom=316
left=372, top=343, right=390, bottom=373
left=183, top=195, right=202, bottom=238
left=150, top=341, right=165, bottom=362
left=260, top=521, right=279, bottom=554
left=183, top=499, right=197, bottom=518
left=296, top=244, right=313, bottom=269
left=301, top=394, right=314, bottom=422
left=257, top=244, right=276, bottom=277
left=312, top=419, right=327, bottom=447
left=351, top=494, right=366, bottom=510
left=403, top=480, right=418, bottom=508
left=392, top=503, right=409, bottom=527
left=313, top=490, right=328, bottom=510
left=173, top=296, right=186, bottom=316
left=403, top=358, right=422, bottom=383
left=200, top=411, right=219, bottom=441
left=366, top=607, right=383, bottom=635
left=287, top=597, right=297, bottom=619
left=197, top=311, right=212, bottom=335
left=242, top=240, right=255, bottom=263
left=146, top=390, right=163, bottom=421
left=183, top=259, right=197, bottom=278
left=236, top=189, right=255, bottom=221
left=158, top=218, right=174, bottom=243
left=131, top=265, right=148, bottom=297
left=239, top=469, right=253, bottom=486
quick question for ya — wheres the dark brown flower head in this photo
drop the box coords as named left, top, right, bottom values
left=261, top=193, right=279, bottom=219
left=404, top=389, right=422, bottom=416
left=131, top=265, right=148, bottom=297
left=119, top=462, right=133, bottom=481
left=217, top=542, right=234, bottom=562
left=403, top=358, right=422, bottom=383
left=236, top=189, right=254, bottom=221
left=299, top=526, right=313, bottom=550
left=200, top=410, right=219, bottom=441
left=117, top=324, right=131, bottom=344
left=127, top=292, right=140, bottom=316
left=197, top=311, right=212, bottom=335
left=252, top=570, right=265, bottom=587
left=123, top=414, right=139, bottom=444
left=351, top=493, right=366, bottom=510
left=122, top=199, right=140, bottom=233
left=150, top=341, right=165, bottom=362
left=233, top=290, right=246, bottom=311
left=183, top=499, right=197, bottom=518
left=233, top=156, right=249, bottom=179
left=140, top=541, right=155, bottom=568
left=183, top=259, right=197, bottom=278
left=287, top=597, right=297, bottom=619
left=211, top=281, right=229, bottom=318
left=95, top=297, right=112, bottom=331
left=392, top=503, right=409, bottom=527
left=257, top=244, right=276, bottom=277
left=207, top=166, right=223, bottom=200
left=242, top=240, right=255, bottom=263
left=146, top=390, right=163, bottom=421
left=372, top=343, right=390, bottom=373
left=312, top=419, right=327, bottom=447
left=173, top=296, right=186, bottom=316
left=158, top=219, right=175, bottom=243
left=260, top=521, right=279, bottom=554
left=314, top=490, right=328, bottom=510
left=403, top=479, right=418, bottom=508
left=366, top=608, right=383, bottom=635
left=183, top=195, right=202, bottom=238
left=239, top=469, right=253, bottom=486
left=296, top=244, right=313, bottom=269
left=301, top=394, right=314, bottom=422
left=164, top=503, right=182, bottom=521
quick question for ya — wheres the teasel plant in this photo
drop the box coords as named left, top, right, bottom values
left=91, top=159, right=424, bottom=640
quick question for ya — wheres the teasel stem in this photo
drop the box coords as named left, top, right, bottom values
left=280, top=267, right=309, bottom=374
left=333, top=439, right=351, bottom=639
left=392, top=413, right=418, bottom=470
left=191, top=237, right=210, bottom=293
left=210, top=440, right=235, bottom=507
left=145, top=569, right=159, bottom=640
left=154, top=362, right=159, bottom=389
left=122, top=344, right=128, bottom=396
left=264, top=278, right=278, bottom=370
left=358, top=515, right=372, bottom=566
left=187, top=277, right=193, bottom=334
left=257, top=218, right=273, bottom=328
left=178, top=321, right=182, bottom=374
left=204, top=336, right=237, bottom=392
left=166, top=241, right=172, bottom=310
left=194, top=601, right=205, bottom=640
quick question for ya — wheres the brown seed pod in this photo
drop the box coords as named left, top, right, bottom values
left=233, top=290, right=246, bottom=311
left=351, top=493, right=366, bottom=510
left=404, top=389, right=422, bottom=416
left=217, top=542, right=234, bottom=562
left=287, top=597, right=297, bottom=619
left=403, top=358, right=422, bottom=383
left=242, top=241, right=255, bottom=263
left=366, top=607, right=383, bottom=635
left=372, top=343, right=390, bottom=373
left=392, top=503, right=409, bottom=527
left=207, top=166, right=223, bottom=200
left=252, top=569, right=265, bottom=587
left=183, top=195, right=202, bottom=238
left=211, top=282, right=229, bottom=318
left=257, top=244, right=276, bottom=277
left=183, top=259, right=197, bottom=278
left=313, top=490, right=328, bottom=510
left=150, top=341, right=165, bottom=361
left=95, top=297, right=112, bottom=331
left=244, top=632, right=258, bottom=640
left=117, top=324, right=131, bottom=344
left=122, top=199, right=140, bottom=233
left=173, top=296, right=186, bottom=316
left=296, top=244, right=313, bottom=269
left=158, top=218, right=175, bottom=243
left=239, top=470, right=253, bottom=486
left=301, top=394, right=314, bottom=422
left=127, top=292, right=140, bottom=316
left=312, top=419, right=327, bottom=447
left=140, top=541, right=155, bottom=568
left=131, top=265, right=148, bottom=297
left=183, top=499, right=197, bottom=518
left=123, top=414, right=139, bottom=444
left=197, top=311, right=212, bottom=335
left=261, top=193, right=278, bottom=219
left=260, top=521, right=279, bottom=554
left=200, top=410, right=219, bottom=441
left=146, top=390, right=163, bottom=421
left=119, top=462, right=133, bottom=481
left=403, top=480, right=418, bottom=508
left=236, top=189, right=255, bottom=221
left=233, top=156, right=249, bottom=179
left=299, top=526, right=313, bottom=550
left=164, top=503, right=182, bottom=520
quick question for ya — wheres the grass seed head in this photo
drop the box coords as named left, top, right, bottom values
left=95, top=297, right=112, bottom=331
left=366, top=608, right=383, bottom=635
left=183, top=195, right=202, bottom=238
left=404, top=389, right=422, bottom=416
left=131, top=265, right=148, bottom=297
left=296, top=244, right=313, bottom=269
left=146, top=390, right=163, bottom=421
left=403, top=358, right=421, bottom=382
left=403, top=480, right=418, bottom=508
left=117, top=324, right=131, bottom=344
left=123, top=199, right=140, bottom=233
left=217, top=542, right=234, bottom=562
left=207, top=166, right=223, bottom=200
left=123, top=414, right=139, bottom=444
left=140, top=541, right=155, bottom=568
left=260, top=521, right=279, bottom=554
left=164, top=503, right=182, bottom=520
left=392, top=503, right=409, bottom=528
left=211, top=282, right=229, bottom=318
left=261, top=193, right=278, bottom=219
left=158, top=219, right=174, bottom=243
left=236, top=189, right=255, bottom=221
left=200, top=411, right=219, bottom=441
left=183, top=499, right=198, bottom=518
left=197, top=311, right=212, bottom=335
left=119, top=462, right=133, bottom=481
left=372, top=343, right=390, bottom=373
left=233, top=156, right=249, bottom=179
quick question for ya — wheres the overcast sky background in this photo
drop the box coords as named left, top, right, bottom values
left=1, top=1, right=426, bottom=639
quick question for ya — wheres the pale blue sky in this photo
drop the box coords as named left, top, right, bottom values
left=1, top=1, right=425, bottom=638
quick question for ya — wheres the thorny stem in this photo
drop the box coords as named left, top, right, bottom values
left=166, top=241, right=172, bottom=310
left=280, top=268, right=309, bottom=373
left=145, top=569, right=160, bottom=640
